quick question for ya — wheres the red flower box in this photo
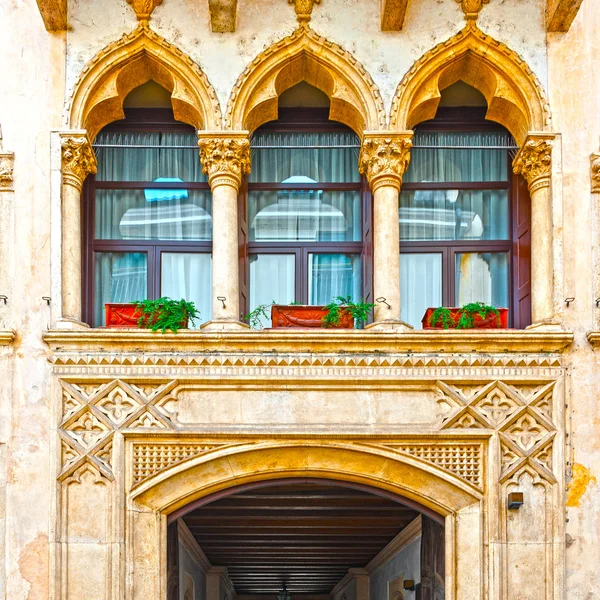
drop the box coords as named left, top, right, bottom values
left=104, top=303, right=188, bottom=329
left=422, top=307, right=509, bottom=330
left=271, top=305, right=354, bottom=329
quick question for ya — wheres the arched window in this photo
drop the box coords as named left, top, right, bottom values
left=83, top=85, right=213, bottom=327
left=399, top=93, right=531, bottom=330
left=243, top=106, right=370, bottom=323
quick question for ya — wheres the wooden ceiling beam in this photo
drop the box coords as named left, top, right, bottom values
left=381, top=0, right=409, bottom=31
left=547, top=0, right=583, bottom=31
left=35, top=0, right=67, bottom=31
left=208, top=0, right=237, bottom=33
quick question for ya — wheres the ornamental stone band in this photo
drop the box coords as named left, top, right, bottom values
left=591, top=151, right=600, bottom=193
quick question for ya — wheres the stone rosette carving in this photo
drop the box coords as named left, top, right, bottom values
left=289, top=0, right=320, bottom=24
left=455, top=0, right=489, bottom=21
left=198, top=133, right=251, bottom=189
left=591, top=151, right=600, bottom=193
left=513, top=134, right=553, bottom=192
left=60, top=134, right=98, bottom=190
left=359, top=133, right=413, bottom=192
left=127, top=0, right=163, bottom=23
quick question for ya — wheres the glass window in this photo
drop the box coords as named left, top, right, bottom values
left=400, top=127, right=515, bottom=328
left=86, top=114, right=212, bottom=327
left=247, top=125, right=364, bottom=314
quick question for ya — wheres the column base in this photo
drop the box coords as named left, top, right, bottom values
left=525, top=320, right=564, bottom=332
left=365, top=319, right=414, bottom=332
left=200, top=319, right=250, bottom=331
left=55, top=317, right=90, bottom=330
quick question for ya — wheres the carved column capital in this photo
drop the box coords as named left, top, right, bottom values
left=60, top=133, right=97, bottom=191
left=198, top=132, right=251, bottom=190
left=0, top=152, right=14, bottom=192
left=359, top=132, right=413, bottom=193
left=512, top=133, right=554, bottom=193
left=591, top=152, right=600, bottom=193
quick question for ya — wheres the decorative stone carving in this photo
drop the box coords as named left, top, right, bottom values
left=513, top=134, right=553, bottom=192
left=390, top=23, right=551, bottom=145
left=358, top=134, right=413, bottom=192
left=454, top=0, right=489, bottom=21
left=591, top=151, right=600, bottom=193
left=126, top=0, right=163, bottom=23
left=60, top=134, right=97, bottom=190
left=0, top=126, right=14, bottom=192
left=198, top=134, right=251, bottom=188
left=289, top=0, right=320, bottom=24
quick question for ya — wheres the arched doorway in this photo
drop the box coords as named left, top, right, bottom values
left=167, top=478, right=445, bottom=599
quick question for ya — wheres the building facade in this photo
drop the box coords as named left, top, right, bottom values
left=0, top=0, right=598, bottom=598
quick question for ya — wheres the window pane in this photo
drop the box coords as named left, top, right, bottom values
left=403, top=132, right=510, bottom=183
left=249, top=131, right=360, bottom=183
left=95, top=190, right=212, bottom=241
left=94, top=252, right=147, bottom=327
left=161, top=253, right=212, bottom=327
left=249, top=254, right=296, bottom=327
left=455, top=252, right=509, bottom=308
left=308, top=254, right=361, bottom=305
left=249, top=190, right=361, bottom=241
left=95, top=132, right=207, bottom=182
left=400, top=253, right=442, bottom=329
left=399, top=189, right=508, bottom=241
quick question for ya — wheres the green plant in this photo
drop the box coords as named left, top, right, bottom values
left=430, top=302, right=501, bottom=329
left=133, top=297, right=199, bottom=333
left=245, top=301, right=275, bottom=329
left=322, top=296, right=376, bottom=329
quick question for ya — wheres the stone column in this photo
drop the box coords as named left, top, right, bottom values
left=513, top=133, right=557, bottom=328
left=359, top=132, right=413, bottom=330
left=59, top=132, right=97, bottom=327
left=198, top=132, right=251, bottom=330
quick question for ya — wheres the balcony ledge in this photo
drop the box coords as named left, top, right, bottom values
left=43, top=327, right=574, bottom=355
left=0, top=329, right=15, bottom=346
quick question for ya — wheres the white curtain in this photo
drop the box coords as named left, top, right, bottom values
left=400, top=254, right=442, bottom=329
left=308, top=254, right=361, bottom=305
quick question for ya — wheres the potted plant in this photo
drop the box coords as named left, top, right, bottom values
left=246, top=297, right=375, bottom=330
left=422, top=302, right=508, bottom=330
left=105, top=297, right=199, bottom=332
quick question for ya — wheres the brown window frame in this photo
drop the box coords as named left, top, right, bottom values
left=400, top=107, right=529, bottom=328
left=243, top=108, right=371, bottom=310
left=82, top=108, right=212, bottom=326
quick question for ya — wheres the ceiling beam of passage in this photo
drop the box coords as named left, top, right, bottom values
left=547, top=0, right=583, bottom=31
left=381, top=0, right=409, bottom=31
left=208, top=0, right=237, bottom=32
left=35, top=0, right=67, bottom=31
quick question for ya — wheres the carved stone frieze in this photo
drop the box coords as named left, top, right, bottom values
left=591, top=151, right=600, bottom=193
left=0, top=152, right=14, bottom=191
left=454, top=0, right=489, bottom=21
left=60, top=134, right=97, bottom=191
left=359, top=134, right=413, bottom=192
left=513, top=134, right=553, bottom=193
left=289, top=0, right=320, bottom=24
left=198, top=133, right=251, bottom=189
left=126, top=0, right=163, bottom=23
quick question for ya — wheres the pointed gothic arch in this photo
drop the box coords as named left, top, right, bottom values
left=225, top=26, right=386, bottom=136
left=67, top=24, right=222, bottom=140
left=389, top=23, right=552, bottom=145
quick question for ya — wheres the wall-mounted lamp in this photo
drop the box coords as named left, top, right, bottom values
left=403, top=580, right=416, bottom=591
left=376, top=297, right=390, bottom=309
left=564, top=297, right=575, bottom=307
left=0, top=295, right=7, bottom=304
left=42, top=296, right=52, bottom=305
left=508, top=491, right=524, bottom=509
left=217, top=296, right=227, bottom=309
left=595, top=298, right=600, bottom=308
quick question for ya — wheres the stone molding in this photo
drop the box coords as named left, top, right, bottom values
left=591, top=151, right=600, bottom=193
left=390, top=22, right=551, bottom=145
left=0, top=152, right=14, bottom=192
left=225, top=25, right=385, bottom=134
left=0, top=330, right=15, bottom=346
left=454, top=0, right=490, bottom=21
left=289, top=0, right=320, bottom=24
left=60, top=133, right=97, bottom=191
left=67, top=24, right=222, bottom=138
left=359, top=132, right=413, bottom=192
left=198, top=132, right=251, bottom=189
left=586, top=331, right=600, bottom=346
left=513, top=133, right=554, bottom=193
left=126, top=0, right=163, bottom=23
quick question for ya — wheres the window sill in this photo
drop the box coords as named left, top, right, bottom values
left=43, top=327, right=574, bottom=354
left=0, top=329, right=15, bottom=346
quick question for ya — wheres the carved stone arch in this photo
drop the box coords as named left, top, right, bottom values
left=67, top=24, right=222, bottom=140
left=389, top=22, right=551, bottom=145
left=225, top=26, right=386, bottom=136
left=130, top=441, right=481, bottom=516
